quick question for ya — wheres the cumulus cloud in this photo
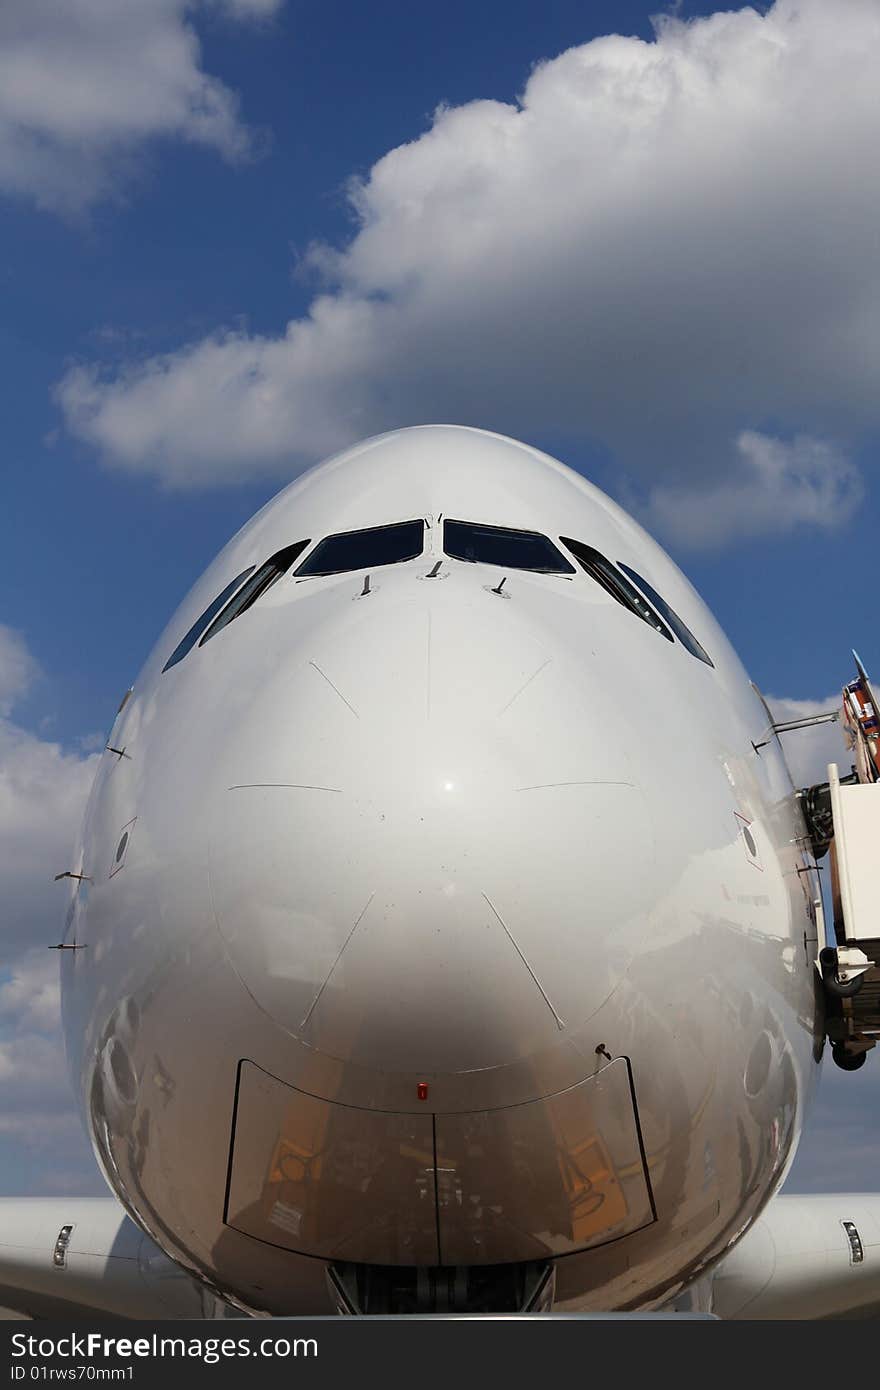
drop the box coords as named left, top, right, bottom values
left=0, top=950, right=61, bottom=1032
left=0, top=628, right=101, bottom=1191
left=0, top=717, right=100, bottom=958
left=0, top=626, right=99, bottom=942
left=207, top=0, right=282, bottom=15
left=0, top=1032, right=94, bottom=1191
left=0, top=1034, right=71, bottom=1102
left=0, top=625, right=39, bottom=717
left=644, top=432, right=863, bottom=548
left=0, top=0, right=284, bottom=214
left=59, top=0, right=880, bottom=538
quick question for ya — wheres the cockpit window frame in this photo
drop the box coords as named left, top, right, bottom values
left=443, top=519, right=576, bottom=575
left=293, top=519, right=426, bottom=578
left=198, top=539, right=311, bottom=649
left=559, top=537, right=674, bottom=643
left=162, top=566, right=255, bottom=672
left=617, top=563, right=714, bottom=668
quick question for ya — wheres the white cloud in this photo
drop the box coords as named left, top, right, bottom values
left=0, top=951, right=61, bottom=1032
left=0, top=1034, right=70, bottom=1101
left=0, top=625, right=39, bottom=717
left=0, top=1031, right=94, bottom=1184
left=0, top=625, right=98, bottom=956
left=0, top=631, right=98, bottom=954
left=208, top=0, right=282, bottom=15
left=77, top=730, right=109, bottom=753
left=643, top=432, right=863, bottom=549
left=59, top=0, right=880, bottom=533
left=0, top=0, right=284, bottom=214
left=0, top=628, right=100, bottom=1191
left=0, top=718, right=100, bottom=958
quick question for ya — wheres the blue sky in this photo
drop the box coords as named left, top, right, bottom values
left=1, top=0, right=878, bottom=1196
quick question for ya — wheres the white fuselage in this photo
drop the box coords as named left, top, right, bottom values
left=60, top=426, right=820, bottom=1314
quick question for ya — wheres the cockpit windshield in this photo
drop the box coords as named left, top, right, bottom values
left=200, top=540, right=310, bottom=648
left=443, top=520, right=575, bottom=574
left=618, top=563, right=714, bottom=667
left=560, top=538, right=673, bottom=642
left=162, top=566, right=255, bottom=671
left=295, top=520, right=425, bottom=576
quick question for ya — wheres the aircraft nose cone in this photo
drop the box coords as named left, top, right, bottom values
left=209, top=589, right=657, bottom=1075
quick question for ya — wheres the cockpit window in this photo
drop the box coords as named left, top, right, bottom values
left=162, top=567, right=255, bottom=672
left=618, top=564, right=714, bottom=667
left=294, top=520, right=424, bottom=576
left=443, top=520, right=575, bottom=574
left=199, top=540, right=311, bottom=648
left=560, top=538, right=673, bottom=642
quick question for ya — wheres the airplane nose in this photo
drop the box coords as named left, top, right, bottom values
left=208, top=587, right=657, bottom=1078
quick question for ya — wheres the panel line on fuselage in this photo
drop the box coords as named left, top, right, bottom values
left=482, top=891, right=565, bottom=1031
left=498, top=658, right=552, bottom=716
left=299, top=891, right=377, bottom=1031
left=515, top=780, right=635, bottom=792
left=308, top=660, right=361, bottom=719
left=228, top=783, right=343, bottom=793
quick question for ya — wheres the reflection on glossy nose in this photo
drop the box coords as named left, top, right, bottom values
left=208, top=594, right=657, bottom=1074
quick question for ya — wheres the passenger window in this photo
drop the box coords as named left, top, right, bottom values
left=162, top=567, right=255, bottom=671
left=559, top=539, right=673, bottom=641
left=618, top=564, right=714, bottom=667
left=294, top=520, right=424, bottom=576
left=199, top=540, right=311, bottom=647
left=443, top=520, right=575, bottom=573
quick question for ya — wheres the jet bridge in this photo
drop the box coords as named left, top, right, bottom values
left=797, top=654, right=880, bottom=1070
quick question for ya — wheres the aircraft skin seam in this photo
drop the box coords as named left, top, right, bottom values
left=309, top=660, right=360, bottom=719
left=515, top=780, right=635, bottom=791
left=426, top=608, right=432, bottom=722
left=482, top=891, right=565, bottom=1030
left=497, top=657, right=552, bottom=716
left=299, top=892, right=377, bottom=1031
left=228, top=783, right=342, bottom=793
left=206, top=860, right=326, bottom=1046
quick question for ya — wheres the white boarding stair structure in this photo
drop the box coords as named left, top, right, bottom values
left=820, top=761, right=880, bottom=1069
left=795, top=651, right=880, bottom=1070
